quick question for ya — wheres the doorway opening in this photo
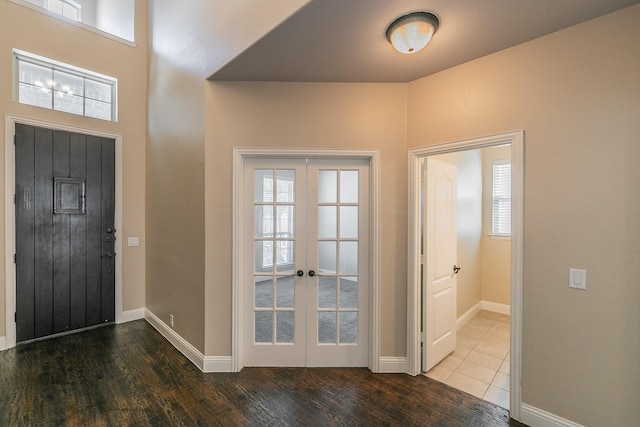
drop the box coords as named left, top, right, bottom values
left=407, top=131, right=524, bottom=420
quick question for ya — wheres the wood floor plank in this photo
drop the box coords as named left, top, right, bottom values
left=0, top=321, right=527, bottom=426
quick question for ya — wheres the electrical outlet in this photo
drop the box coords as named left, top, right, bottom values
left=169, top=314, right=174, bottom=327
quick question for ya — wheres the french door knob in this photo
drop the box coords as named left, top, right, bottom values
left=308, top=270, right=316, bottom=277
left=296, top=270, right=304, bottom=277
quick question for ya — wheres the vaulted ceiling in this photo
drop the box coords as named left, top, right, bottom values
left=210, top=0, right=639, bottom=82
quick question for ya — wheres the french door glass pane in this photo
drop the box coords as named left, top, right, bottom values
left=339, top=170, right=359, bottom=203
left=255, top=312, right=273, bottom=343
left=318, top=241, right=337, bottom=273
left=276, top=275, right=295, bottom=308
left=339, top=241, right=358, bottom=274
left=318, top=206, right=337, bottom=238
left=254, top=277, right=272, bottom=308
left=276, top=205, right=294, bottom=237
left=255, top=170, right=274, bottom=202
left=276, top=312, right=294, bottom=343
left=339, top=206, right=358, bottom=238
left=255, top=205, right=274, bottom=238
left=318, top=276, right=337, bottom=308
left=339, top=312, right=358, bottom=344
left=318, top=170, right=337, bottom=203
left=318, top=312, right=336, bottom=344
left=254, top=241, right=272, bottom=271
left=339, top=277, right=358, bottom=308
left=275, top=241, right=295, bottom=273
left=276, top=170, right=295, bottom=202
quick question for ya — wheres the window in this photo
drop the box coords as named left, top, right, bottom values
left=15, top=50, right=117, bottom=122
left=46, top=0, right=81, bottom=21
left=11, top=0, right=135, bottom=43
left=492, top=159, right=511, bottom=236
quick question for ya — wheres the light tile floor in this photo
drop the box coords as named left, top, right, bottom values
left=425, top=310, right=510, bottom=409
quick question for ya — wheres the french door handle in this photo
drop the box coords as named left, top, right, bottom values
left=308, top=270, right=316, bottom=277
left=296, top=270, right=304, bottom=277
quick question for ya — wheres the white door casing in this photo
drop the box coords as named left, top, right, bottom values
left=407, top=131, right=524, bottom=421
left=423, top=158, right=457, bottom=372
left=240, top=155, right=372, bottom=368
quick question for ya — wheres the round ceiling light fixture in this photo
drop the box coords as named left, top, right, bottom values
left=386, top=11, right=439, bottom=54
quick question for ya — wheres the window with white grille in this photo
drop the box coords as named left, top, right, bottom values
left=14, top=49, right=117, bottom=122
left=492, top=159, right=511, bottom=236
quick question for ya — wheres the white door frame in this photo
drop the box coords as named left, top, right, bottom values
left=407, top=131, right=524, bottom=421
left=232, top=148, right=380, bottom=372
left=4, top=115, right=124, bottom=349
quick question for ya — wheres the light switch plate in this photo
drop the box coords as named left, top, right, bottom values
left=569, top=268, right=586, bottom=290
left=127, top=237, right=139, bottom=247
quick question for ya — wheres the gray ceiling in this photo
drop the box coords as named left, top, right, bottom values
left=210, top=0, right=639, bottom=83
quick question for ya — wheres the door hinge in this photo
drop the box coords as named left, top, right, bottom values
left=15, top=312, right=17, bottom=322
left=14, top=134, right=16, bottom=145
left=14, top=194, right=16, bottom=205
left=420, top=332, right=424, bottom=343
left=14, top=254, right=16, bottom=264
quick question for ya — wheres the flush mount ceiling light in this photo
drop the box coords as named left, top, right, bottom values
left=386, top=12, right=439, bottom=54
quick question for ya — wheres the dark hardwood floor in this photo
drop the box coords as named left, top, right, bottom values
left=0, top=320, right=526, bottom=426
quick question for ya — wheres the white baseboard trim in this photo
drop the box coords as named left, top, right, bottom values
left=144, top=309, right=233, bottom=373
left=378, top=357, right=407, bottom=373
left=481, top=300, right=510, bottom=315
left=0, top=336, right=6, bottom=351
left=521, top=403, right=584, bottom=427
left=203, top=356, right=233, bottom=373
left=120, top=308, right=146, bottom=323
left=457, top=300, right=511, bottom=330
left=457, top=302, right=482, bottom=330
left=145, top=309, right=205, bottom=371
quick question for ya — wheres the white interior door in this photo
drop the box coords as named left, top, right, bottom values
left=243, top=157, right=369, bottom=367
left=423, top=157, right=458, bottom=372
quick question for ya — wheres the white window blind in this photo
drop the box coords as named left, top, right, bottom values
left=492, top=159, right=511, bottom=236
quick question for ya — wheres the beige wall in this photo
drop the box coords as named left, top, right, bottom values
left=480, top=146, right=511, bottom=306
left=430, top=151, right=483, bottom=317
left=147, top=0, right=311, bottom=355
left=0, top=0, right=147, bottom=337
left=205, top=81, right=408, bottom=357
left=408, top=6, right=640, bottom=426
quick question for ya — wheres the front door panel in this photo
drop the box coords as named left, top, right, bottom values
left=15, top=124, right=115, bottom=342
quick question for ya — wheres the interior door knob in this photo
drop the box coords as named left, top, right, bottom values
left=453, top=265, right=461, bottom=274
left=296, top=270, right=304, bottom=277
left=308, top=270, right=316, bottom=277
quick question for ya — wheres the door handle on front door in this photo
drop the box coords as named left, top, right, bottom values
left=308, top=270, right=316, bottom=277
left=453, top=265, right=461, bottom=274
left=297, top=270, right=304, bottom=277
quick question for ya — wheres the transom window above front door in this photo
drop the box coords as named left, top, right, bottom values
left=14, top=49, right=117, bottom=122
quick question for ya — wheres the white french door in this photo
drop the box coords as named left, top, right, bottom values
left=243, top=158, right=369, bottom=367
